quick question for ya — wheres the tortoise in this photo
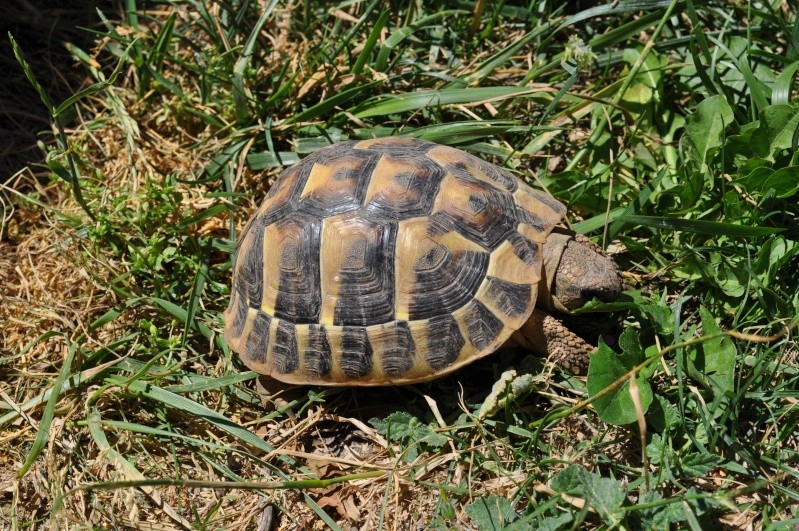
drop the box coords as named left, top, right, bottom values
left=223, top=136, right=622, bottom=386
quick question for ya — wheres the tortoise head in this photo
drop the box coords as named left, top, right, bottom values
left=540, top=229, right=623, bottom=313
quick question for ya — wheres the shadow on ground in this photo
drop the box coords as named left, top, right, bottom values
left=1, top=1, right=119, bottom=184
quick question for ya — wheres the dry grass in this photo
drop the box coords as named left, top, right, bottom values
left=2, top=1, right=798, bottom=529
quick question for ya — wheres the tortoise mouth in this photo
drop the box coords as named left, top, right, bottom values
left=550, top=238, right=623, bottom=312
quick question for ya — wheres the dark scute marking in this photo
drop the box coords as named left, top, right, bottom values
left=426, top=214, right=455, bottom=236
left=361, top=137, right=437, bottom=154
left=361, top=153, right=446, bottom=220
left=272, top=321, right=299, bottom=374
left=305, top=325, right=332, bottom=378
left=408, top=247, right=489, bottom=321
left=426, top=315, right=465, bottom=370
left=476, top=160, right=518, bottom=192
left=236, top=228, right=264, bottom=309
left=296, top=151, right=379, bottom=218
left=228, top=291, right=249, bottom=338
left=244, top=312, right=271, bottom=364
left=343, top=237, right=367, bottom=270
left=485, top=276, right=532, bottom=318
left=507, top=232, right=539, bottom=265
left=255, top=166, right=306, bottom=226
left=448, top=155, right=519, bottom=192
left=381, top=322, right=415, bottom=377
left=333, top=221, right=396, bottom=326
left=464, top=300, right=504, bottom=351
left=432, top=176, right=517, bottom=249
left=341, top=327, right=374, bottom=378
left=273, top=215, right=322, bottom=323
left=527, top=188, right=567, bottom=217
left=417, top=244, right=447, bottom=271
left=515, top=207, right=548, bottom=233
left=468, top=193, right=487, bottom=211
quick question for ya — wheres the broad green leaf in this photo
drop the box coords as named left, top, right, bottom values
left=679, top=451, right=723, bottom=479
left=684, top=95, right=734, bottom=171
left=549, top=465, right=583, bottom=495
left=551, top=466, right=626, bottom=525
left=465, top=495, right=519, bottom=530
left=762, top=166, right=799, bottom=198
left=674, top=169, right=705, bottom=211
left=708, top=36, right=771, bottom=112
left=530, top=513, right=573, bottom=531
left=370, top=412, right=447, bottom=462
left=619, top=47, right=665, bottom=115
left=622, top=46, right=664, bottom=90
left=648, top=393, right=681, bottom=433
left=580, top=474, right=627, bottom=524
left=631, top=491, right=687, bottom=528
left=685, top=307, right=736, bottom=399
left=753, top=104, right=799, bottom=156
left=588, top=329, right=653, bottom=425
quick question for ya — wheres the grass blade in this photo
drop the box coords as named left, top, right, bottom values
left=772, top=60, right=799, bottom=105
left=352, top=86, right=550, bottom=119
left=109, top=376, right=274, bottom=452
left=18, top=341, right=78, bottom=477
left=616, top=215, right=785, bottom=237
left=288, top=80, right=382, bottom=124
left=233, top=0, right=279, bottom=121
left=352, top=9, right=389, bottom=74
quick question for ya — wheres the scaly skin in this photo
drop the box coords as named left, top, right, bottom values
left=515, top=229, right=623, bottom=375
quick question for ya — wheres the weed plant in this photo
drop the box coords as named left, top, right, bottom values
left=1, top=0, right=798, bottom=528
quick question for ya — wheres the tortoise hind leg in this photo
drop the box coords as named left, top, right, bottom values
left=514, top=309, right=594, bottom=376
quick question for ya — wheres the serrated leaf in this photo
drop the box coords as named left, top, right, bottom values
left=465, top=495, right=518, bottom=530
left=680, top=452, right=723, bottom=479
left=551, top=466, right=626, bottom=524
left=649, top=394, right=680, bottom=433
left=550, top=465, right=583, bottom=495
left=370, top=411, right=423, bottom=440
left=582, top=475, right=627, bottom=524
left=587, top=329, right=653, bottom=425
left=532, top=513, right=573, bottom=531
left=369, top=411, right=447, bottom=462
left=645, top=433, right=670, bottom=466
left=631, top=491, right=687, bottom=528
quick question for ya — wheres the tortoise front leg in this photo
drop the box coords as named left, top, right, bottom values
left=514, top=309, right=594, bottom=376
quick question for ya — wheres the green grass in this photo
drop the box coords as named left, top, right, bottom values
left=2, top=0, right=798, bottom=528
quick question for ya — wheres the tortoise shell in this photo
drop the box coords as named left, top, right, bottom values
left=224, top=137, right=567, bottom=386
